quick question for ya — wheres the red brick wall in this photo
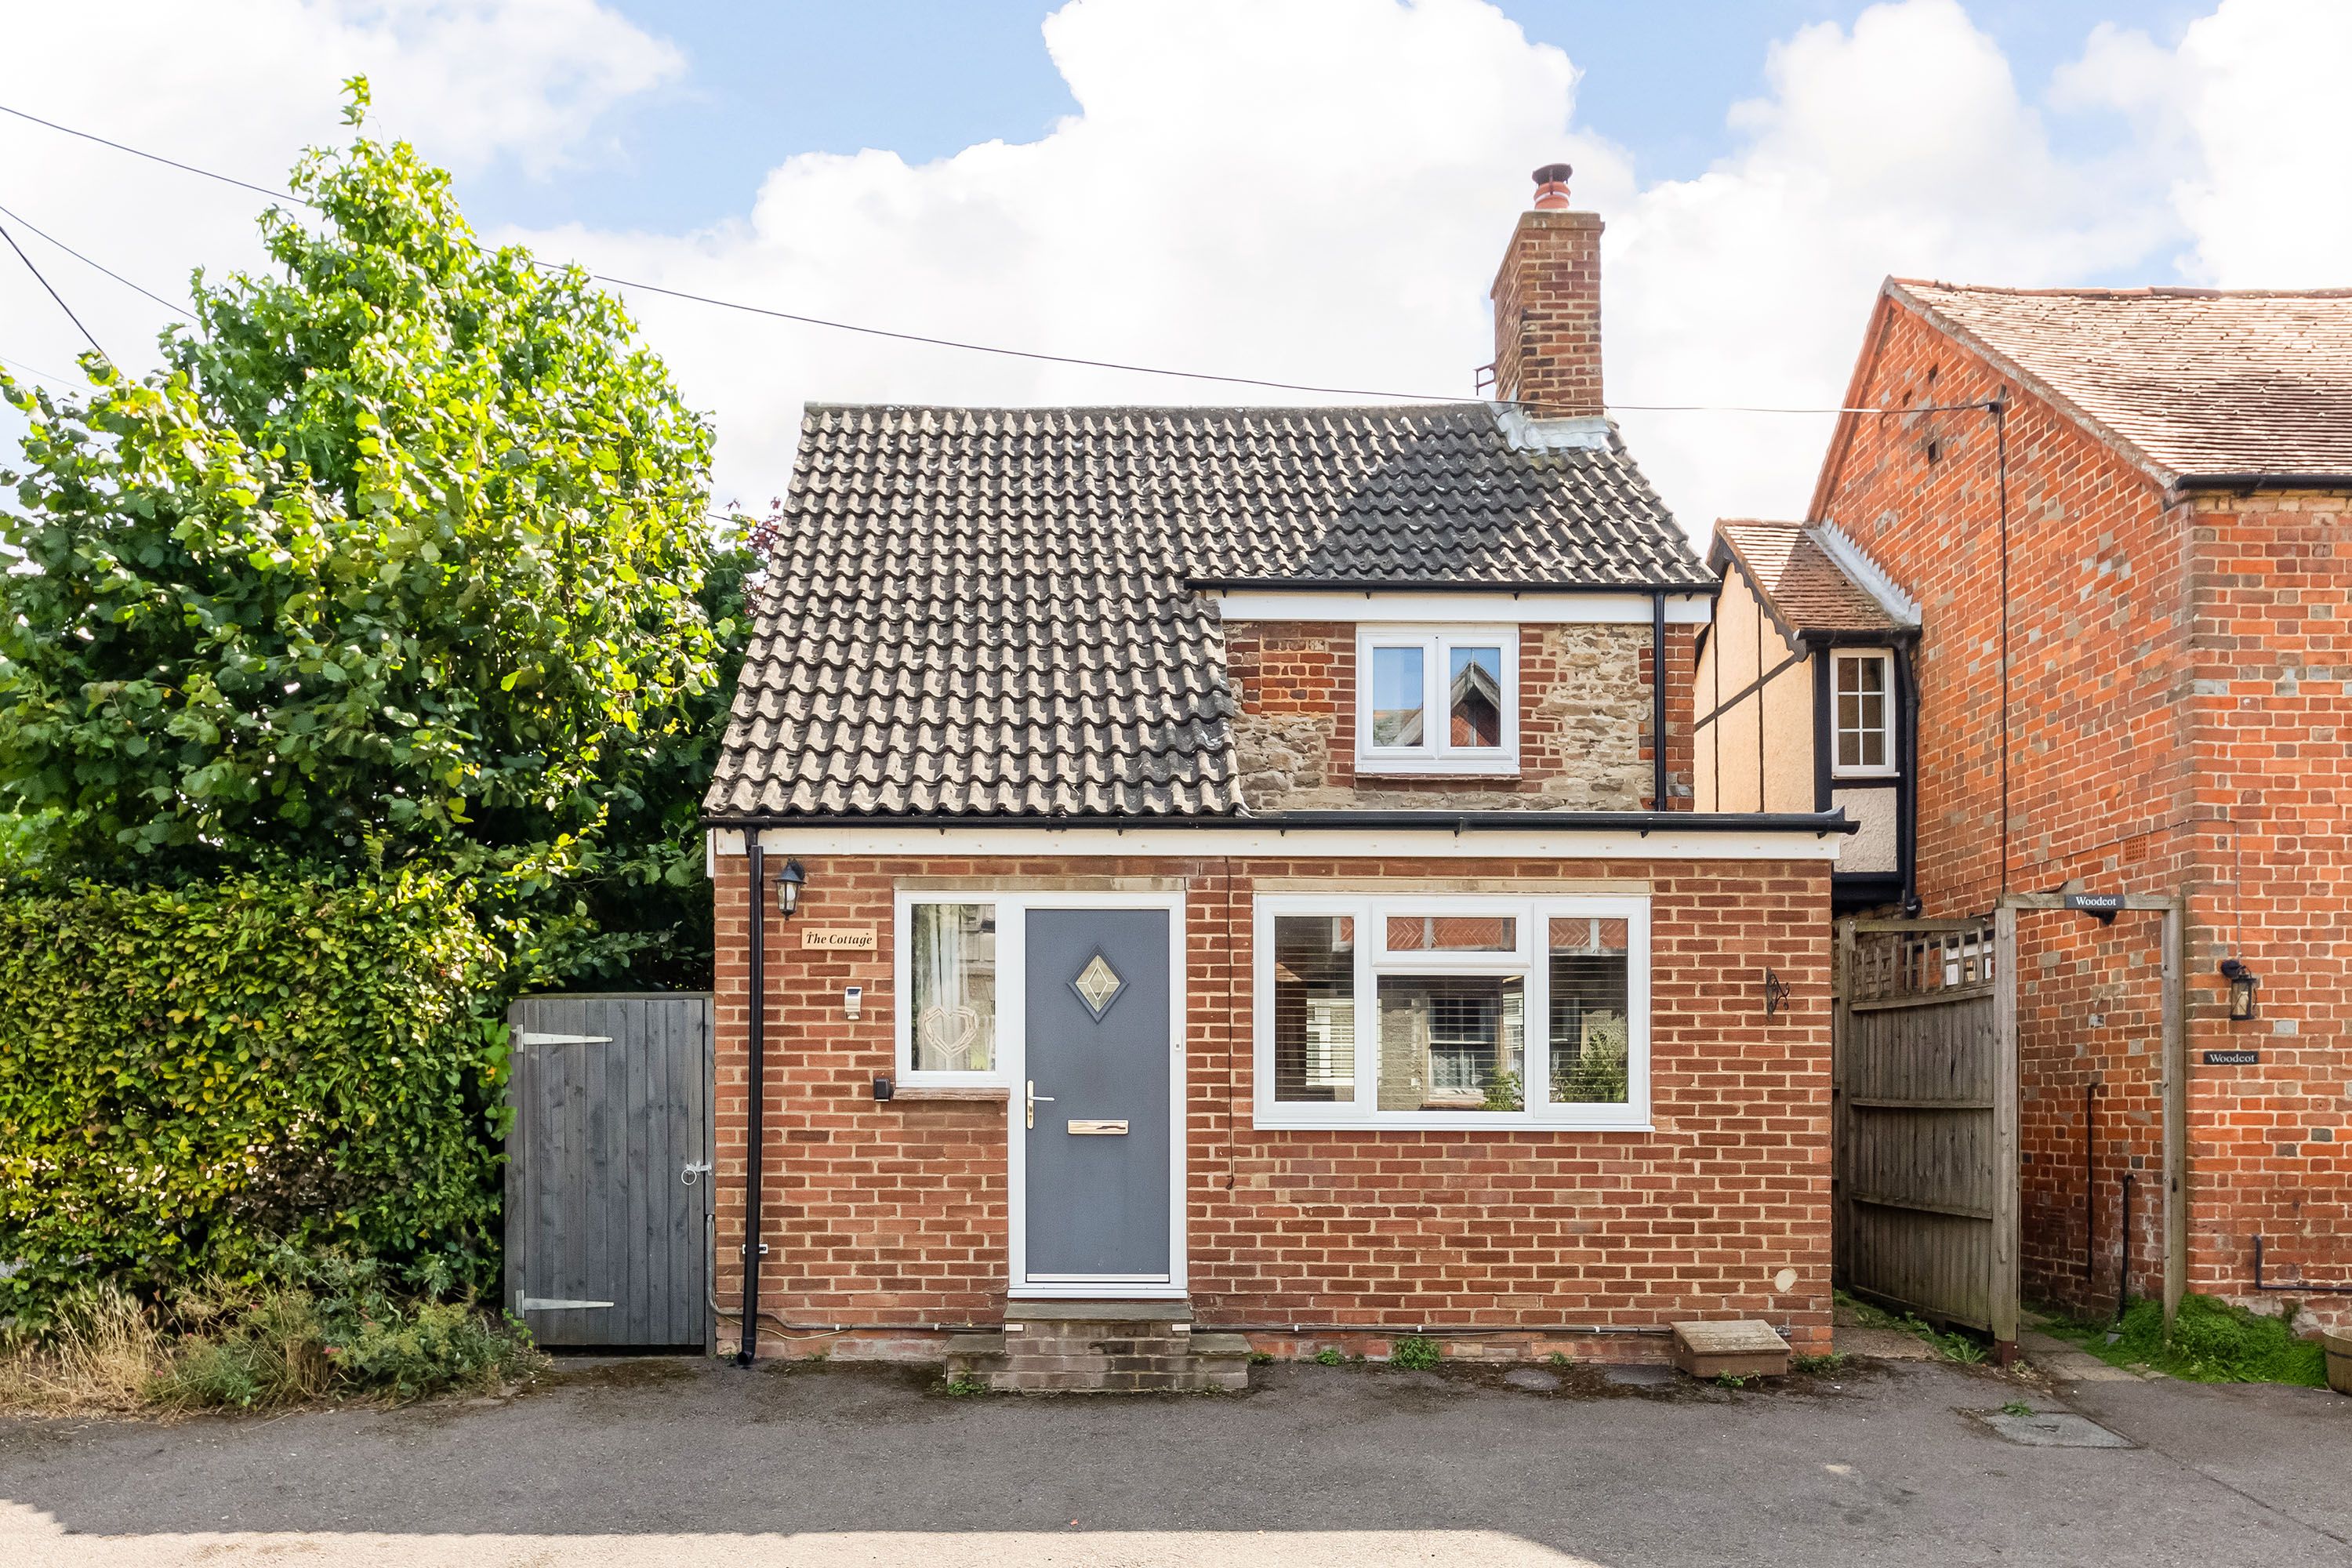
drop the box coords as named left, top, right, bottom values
left=1814, top=293, right=2352, bottom=1323
left=1224, top=620, right=1693, bottom=811
left=1490, top=209, right=1604, bottom=418
left=711, top=851, right=1832, bottom=1361
left=2182, top=489, right=2352, bottom=1315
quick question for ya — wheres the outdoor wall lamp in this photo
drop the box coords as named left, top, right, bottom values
left=776, top=857, right=807, bottom=920
left=2219, top=958, right=2259, bottom=1022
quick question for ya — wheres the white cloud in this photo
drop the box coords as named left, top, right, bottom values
left=0, top=0, right=681, bottom=393
left=8, top=0, right=2350, bottom=537
left=526, top=0, right=2187, bottom=531
left=2053, top=0, right=2352, bottom=287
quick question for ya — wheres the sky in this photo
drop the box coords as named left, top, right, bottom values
left=1, top=0, right=2343, bottom=534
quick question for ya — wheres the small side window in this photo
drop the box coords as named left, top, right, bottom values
left=1831, top=650, right=1896, bottom=778
left=904, top=902, right=998, bottom=1076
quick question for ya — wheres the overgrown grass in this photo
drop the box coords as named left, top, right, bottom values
left=2042, top=1294, right=2327, bottom=1388
left=0, top=1285, right=167, bottom=1414
left=0, top=1250, right=544, bottom=1414
left=1836, top=1289, right=1989, bottom=1363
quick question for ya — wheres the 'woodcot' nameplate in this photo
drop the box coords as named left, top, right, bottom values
left=802, top=925, right=878, bottom=952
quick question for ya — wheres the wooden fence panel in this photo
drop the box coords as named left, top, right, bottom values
left=1834, top=919, right=2013, bottom=1341
left=505, top=993, right=711, bottom=1348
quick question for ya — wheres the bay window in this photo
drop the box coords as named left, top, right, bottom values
left=1256, top=894, right=1649, bottom=1129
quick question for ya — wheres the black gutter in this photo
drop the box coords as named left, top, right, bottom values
left=1186, top=576, right=1715, bottom=595
left=1650, top=590, right=1670, bottom=809
left=702, top=808, right=1857, bottom=835
left=2172, top=473, right=2352, bottom=492
left=736, top=841, right=767, bottom=1367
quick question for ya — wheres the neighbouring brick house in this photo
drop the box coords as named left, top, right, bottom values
left=699, top=167, right=1849, bottom=1388
left=1712, top=280, right=2352, bottom=1328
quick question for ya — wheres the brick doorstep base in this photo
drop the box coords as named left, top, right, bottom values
left=942, top=1302, right=1250, bottom=1393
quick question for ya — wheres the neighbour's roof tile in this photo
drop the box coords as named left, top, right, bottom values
left=1892, top=282, right=2352, bottom=481
left=1713, top=521, right=1910, bottom=637
left=706, top=402, right=1707, bottom=818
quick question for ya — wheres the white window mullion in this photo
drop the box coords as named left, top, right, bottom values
left=1352, top=911, right=1378, bottom=1114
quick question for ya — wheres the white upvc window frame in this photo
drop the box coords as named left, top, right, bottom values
left=1355, top=625, right=1520, bottom=775
left=1830, top=648, right=1898, bottom=779
left=893, top=892, right=1013, bottom=1088
left=1251, top=892, right=1651, bottom=1131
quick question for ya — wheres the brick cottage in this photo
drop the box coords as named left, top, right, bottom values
left=1704, top=281, right=2352, bottom=1330
left=700, top=166, right=1851, bottom=1387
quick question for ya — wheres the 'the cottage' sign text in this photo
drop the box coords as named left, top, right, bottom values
left=802, top=925, right=878, bottom=953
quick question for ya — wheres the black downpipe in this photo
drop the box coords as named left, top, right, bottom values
left=737, top=841, right=767, bottom=1366
left=2116, top=1172, right=2133, bottom=1323
left=1651, top=592, right=1670, bottom=811
left=2252, top=1234, right=2352, bottom=1294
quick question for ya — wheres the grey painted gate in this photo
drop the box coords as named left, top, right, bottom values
left=1024, top=909, right=1173, bottom=1282
left=505, top=993, right=712, bottom=1348
left=1832, top=919, right=2017, bottom=1349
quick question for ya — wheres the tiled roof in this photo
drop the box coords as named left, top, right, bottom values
left=1713, top=521, right=1909, bottom=637
left=705, top=402, right=1706, bottom=818
left=1892, top=282, right=2352, bottom=481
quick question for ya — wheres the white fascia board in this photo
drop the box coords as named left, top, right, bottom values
left=1206, top=590, right=1712, bottom=625
left=710, top=825, right=1844, bottom=861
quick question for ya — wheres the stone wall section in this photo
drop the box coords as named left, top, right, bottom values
left=1225, top=619, right=1676, bottom=811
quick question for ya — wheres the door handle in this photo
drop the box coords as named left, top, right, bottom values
left=1026, top=1080, right=1055, bottom=1129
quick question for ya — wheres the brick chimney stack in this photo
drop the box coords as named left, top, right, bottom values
left=1490, top=163, right=1603, bottom=419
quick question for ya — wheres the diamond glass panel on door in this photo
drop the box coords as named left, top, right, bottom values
left=1072, top=951, right=1125, bottom=1018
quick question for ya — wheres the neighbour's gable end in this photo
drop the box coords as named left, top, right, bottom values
left=1810, top=280, right=2352, bottom=519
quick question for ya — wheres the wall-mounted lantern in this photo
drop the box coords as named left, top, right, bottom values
left=776, top=857, right=807, bottom=920
left=2219, top=957, right=2259, bottom=1022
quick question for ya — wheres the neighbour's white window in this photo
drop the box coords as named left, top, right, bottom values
left=1831, top=650, right=1896, bottom=778
left=1257, top=895, right=1649, bottom=1129
left=898, top=900, right=999, bottom=1079
left=1356, top=626, right=1519, bottom=774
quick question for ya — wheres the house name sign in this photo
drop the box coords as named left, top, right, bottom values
left=802, top=925, right=878, bottom=953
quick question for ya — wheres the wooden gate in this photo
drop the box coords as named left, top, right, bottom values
left=1832, top=919, right=2017, bottom=1350
left=505, top=993, right=713, bottom=1349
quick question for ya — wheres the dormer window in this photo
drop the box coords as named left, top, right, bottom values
left=1356, top=626, right=1519, bottom=775
left=1831, top=649, right=1896, bottom=778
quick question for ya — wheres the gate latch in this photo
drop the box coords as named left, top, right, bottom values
left=681, top=1160, right=712, bottom=1186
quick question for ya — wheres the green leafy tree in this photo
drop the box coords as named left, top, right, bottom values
left=0, top=85, right=739, bottom=984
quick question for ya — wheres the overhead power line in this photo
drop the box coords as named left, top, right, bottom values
left=0, top=212, right=107, bottom=361
left=0, top=97, right=2000, bottom=419
left=0, top=200, right=194, bottom=319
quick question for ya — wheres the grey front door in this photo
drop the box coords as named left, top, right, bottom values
left=1023, top=909, right=1174, bottom=1282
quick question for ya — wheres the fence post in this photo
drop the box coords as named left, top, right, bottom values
left=1991, top=903, right=2020, bottom=1362
left=2161, top=898, right=2187, bottom=1332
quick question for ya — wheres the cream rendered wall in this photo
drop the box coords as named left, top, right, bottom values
left=1696, top=565, right=1816, bottom=813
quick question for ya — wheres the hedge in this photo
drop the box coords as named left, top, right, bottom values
left=0, top=873, right=509, bottom=1321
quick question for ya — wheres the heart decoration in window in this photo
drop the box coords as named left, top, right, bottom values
left=916, top=1004, right=983, bottom=1069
